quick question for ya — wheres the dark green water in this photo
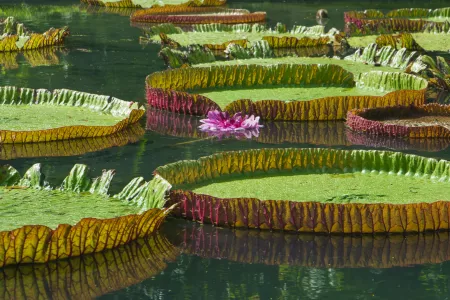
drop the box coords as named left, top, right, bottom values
left=1, top=0, right=450, bottom=299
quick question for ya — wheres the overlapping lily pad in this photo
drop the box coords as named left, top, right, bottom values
left=0, top=17, right=69, bottom=52
left=182, top=222, right=450, bottom=268
left=157, top=148, right=450, bottom=234
left=159, top=42, right=396, bottom=70
left=0, top=233, right=178, bottom=298
left=80, top=0, right=226, bottom=8
left=347, top=103, right=450, bottom=138
left=0, top=123, right=144, bottom=160
left=146, top=63, right=428, bottom=120
left=145, top=23, right=336, bottom=50
left=347, top=32, right=450, bottom=52
left=0, top=162, right=172, bottom=267
left=0, top=86, right=145, bottom=143
left=344, top=8, right=450, bottom=36
left=131, top=7, right=265, bottom=24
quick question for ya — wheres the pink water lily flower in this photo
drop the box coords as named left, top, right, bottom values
left=199, top=110, right=263, bottom=133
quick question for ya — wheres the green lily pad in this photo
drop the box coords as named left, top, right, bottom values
left=147, top=23, right=336, bottom=48
left=0, top=163, right=170, bottom=232
left=157, top=148, right=450, bottom=233
left=348, top=33, right=450, bottom=52
left=81, top=0, right=226, bottom=8
left=188, top=172, right=449, bottom=204
left=147, top=63, right=428, bottom=120
left=0, top=105, right=123, bottom=131
left=0, top=86, right=145, bottom=143
left=196, top=56, right=400, bottom=78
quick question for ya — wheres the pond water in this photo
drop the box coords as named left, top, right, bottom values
left=1, top=0, right=450, bottom=299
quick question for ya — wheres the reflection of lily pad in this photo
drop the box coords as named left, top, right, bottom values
left=0, top=123, right=145, bottom=160
left=181, top=222, right=450, bottom=268
left=21, top=47, right=63, bottom=67
left=157, top=148, right=450, bottom=234
left=146, top=108, right=352, bottom=146
left=147, top=23, right=334, bottom=49
left=0, top=86, right=145, bottom=143
left=0, top=163, right=172, bottom=267
left=131, top=7, right=265, bottom=24
left=347, top=104, right=450, bottom=138
left=346, top=129, right=450, bottom=152
left=80, top=0, right=226, bottom=8
left=0, top=233, right=178, bottom=298
left=146, top=64, right=427, bottom=120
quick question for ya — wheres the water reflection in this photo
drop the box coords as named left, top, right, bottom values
left=346, top=130, right=450, bottom=152
left=104, top=220, right=450, bottom=300
left=146, top=108, right=450, bottom=152
left=0, top=123, right=145, bottom=160
left=176, top=221, right=450, bottom=269
left=0, top=47, right=66, bottom=70
left=0, top=233, right=179, bottom=299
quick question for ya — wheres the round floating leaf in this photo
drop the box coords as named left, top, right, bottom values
left=0, top=163, right=173, bottom=267
left=80, top=0, right=226, bottom=8
left=347, top=103, right=450, bottom=138
left=131, top=7, right=266, bottom=24
left=0, top=18, right=69, bottom=52
left=155, top=148, right=450, bottom=234
left=0, top=86, right=145, bottom=143
left=145, top=23, right=335, bottom=50
left=146, top=63, right=427, bottom=120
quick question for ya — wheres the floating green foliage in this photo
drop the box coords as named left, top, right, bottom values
left=0, top=162, right=171, bottom=232
left=345, top=43, right=419, bottom=69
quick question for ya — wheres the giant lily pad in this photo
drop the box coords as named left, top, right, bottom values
left=146, top=63, right=428, bottom=121
left=156, top=148, right=450, bottom=234
left=347, top=32, right=450, bottom=52
left=159, top=43, right=400, bottom=72
left=0, top=86, right=145, bottom=143
left=0, top=123, right=144, bottom=160
left=194, top=55, right=401, bottom=76
left=146, top=23, right=336, bottom=50
left=0, top=163, right=172, bottom=267
left=181, top=222, right=450, bottom=268
left=0, top=233, right=178, bottom=298
left=344, top=8, right=450, bottom=36
left=80, top=0, right=226, bottom=8
left=0, top=17, right=69, bottom=52
left=346, top=103, right=450, bottom=138
left=131, top=7, right=265, bottom=24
